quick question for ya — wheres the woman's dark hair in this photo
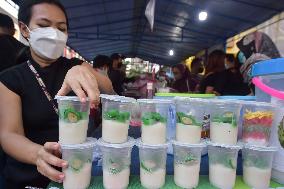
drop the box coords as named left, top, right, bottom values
left=172, top=64, right=191, bottom=78
left=205, top=50, right=225, bottom=75
left=18, top=0, right=69, bottom=28
left=93, top=55, right=111, bottom=69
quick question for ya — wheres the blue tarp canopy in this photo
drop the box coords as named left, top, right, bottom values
left=12, top=0, right=284, bottom=65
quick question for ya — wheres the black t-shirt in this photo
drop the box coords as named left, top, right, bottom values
left=199, top=70, right=250, bottom=95
left=108, top=69, right=125, bottom=95
left=0, top=56, right=81, bottom=188
left=199, top=72, right=226, bottom=94
left=0, top=35, right=26, bottom=72
left=222, top=68, right=251, bottom=96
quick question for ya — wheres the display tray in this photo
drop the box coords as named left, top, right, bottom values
left=47, top=175, right=283, bottom=189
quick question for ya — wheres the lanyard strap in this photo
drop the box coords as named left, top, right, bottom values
left=27, top=60, right=59, bottom=115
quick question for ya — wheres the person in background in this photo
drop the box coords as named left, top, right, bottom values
left=0, top=13, right=27, bottom=72
left=108, top=53, right=125, bottom=95
left=0, top=13, right=28, bottom=189
left=190, top=57, right=204, bottom=91
left=171, top=64, right=197, bottom=93
left=199, top=50, right=226, bottom=95
left=224, top=54, right=251, bottom=95
left=93, top=54, right=111, bottom=76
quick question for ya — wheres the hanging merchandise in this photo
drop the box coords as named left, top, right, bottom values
left=145, top=0, right=156, bottom=31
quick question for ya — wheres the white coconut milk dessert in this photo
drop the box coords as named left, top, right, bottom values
left=103, top=168, right=130, bottom=189
left=243, top=166, right=271, bottom=189
left=176, top=112, right=202, bottom=144
left=209, top=164, right=236, bottom=189
left=102, top=109, right=130, bottom=143
left=211, top=112, right=238, bottom=145
left=141, top=112, right=167, bottom=145
left=59, top=107, right=89, bottom=145
left=174, top=163, right=200, bottom=188
left=140, top=159, right=166, bottom=189
left=63, top=158, right=92, bottom=189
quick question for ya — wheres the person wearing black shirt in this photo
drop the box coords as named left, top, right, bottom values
left=0, top=13, right=27, bottom=72
left=0, top=12, right=28, bottom=189
left=108, top=53, right=125, bottom=95
left=199, top=50, right=226, bottom=95
left=224, top=54, right=251, bottom=95
left=0, top=1, right=112, bottom=188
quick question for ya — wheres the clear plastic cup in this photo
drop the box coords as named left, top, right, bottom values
left=61, top=138, right=96, bottom=189
left=138, top=99, right=172, bottom=145
left=208, top=142, right=242, bottom=189
left=241, top=101, right=276, bottom=146
left=210, top=100, right=241, bottom=145
left=102, top=97, right=135, bottom=143
left=242, top=145, right=277, bottom=189
left=98, top=138, right=135, bottom=189
left=175, top=98, right=208, bottom=144
left=172, top=140, right=205, bottom=189
left=56, top=96, right=90, bottom=145
left=137, top=140, right=168, bottom=189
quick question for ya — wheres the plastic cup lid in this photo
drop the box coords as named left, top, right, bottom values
left=206, top=141, right=242, bottom=150
left=242, top=143, right=278, bottom=152
left=174, top=97, right=211, bottom=104
left=60, top=137, right=97, bottom=150
left=171, top=140, right=207, bottom=148
left=252, top=58, right=284, bottom=77
left=97, top=137, right=135, bottom=148
left=240, top=100, right=276, bottom=108
left=136, top=138, right=169, bottom=149
left=137, top=99, right=173, bottom=104
left=55, top=95, right=89, bottom=102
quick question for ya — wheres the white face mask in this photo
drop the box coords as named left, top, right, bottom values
left=97, top=68, right=108, bottom=76
left=28, top=27, right=67, bottom=60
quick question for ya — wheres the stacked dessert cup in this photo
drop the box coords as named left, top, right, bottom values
left=137, top=99, right=172, bottom=189
left=56, top=96, right=96, bottom=189
left=98, top=95, right=136, bottom=189
left=240, top=101, right=277, bottom=189
left=207, top=99, right=242, bottom=189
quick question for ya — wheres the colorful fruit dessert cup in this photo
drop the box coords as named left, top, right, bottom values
left=175, top=98, right=208, bottom=144
left=210, top=100, right=241, bottom=145
left=137, top=140, right=168, bottom=189
left=242, top=145, right=277, bottom=189
left=56, top=96, right=90, bottom=145
left=242, top=103, right=275, bottom=146
left=98, top=138, right=135, bottom=189
left=172, top=140, right=205, bottom=189
left=61, top=138, right=96, bottom=189
left=208, top=142, right=241, bottom=189
left=102, top=98, right=134, bottom=143
left=138, top=99, right=171, bottom=145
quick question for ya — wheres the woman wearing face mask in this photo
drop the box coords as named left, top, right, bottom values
left=171, top=64, right=197, bottom=93
left=0, top=0, right=112, bottom=188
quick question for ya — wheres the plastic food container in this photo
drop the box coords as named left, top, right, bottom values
left=175, top=98, right=208, bottom=144
left=61, top=138, right=96, bottom=189
left=252, top=58, right=284, bottom=184
left=208, top=142, right=242, bottom=189
left=138, top=99, right=172, bottom=145
left=172, top=140, right=205, bottom=189
left=102, top=97, right=135, bottom=143
left=137, top=139, right=168, bottom=189
left=241, top=101, right=276, bottom=146
left=210, top=100, right=241, bottom=145
left=97, top=138, right=135, bottom=189
left=56, top=96, right=90, bottom=145
left=242, top=145, right=277, bottom=189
